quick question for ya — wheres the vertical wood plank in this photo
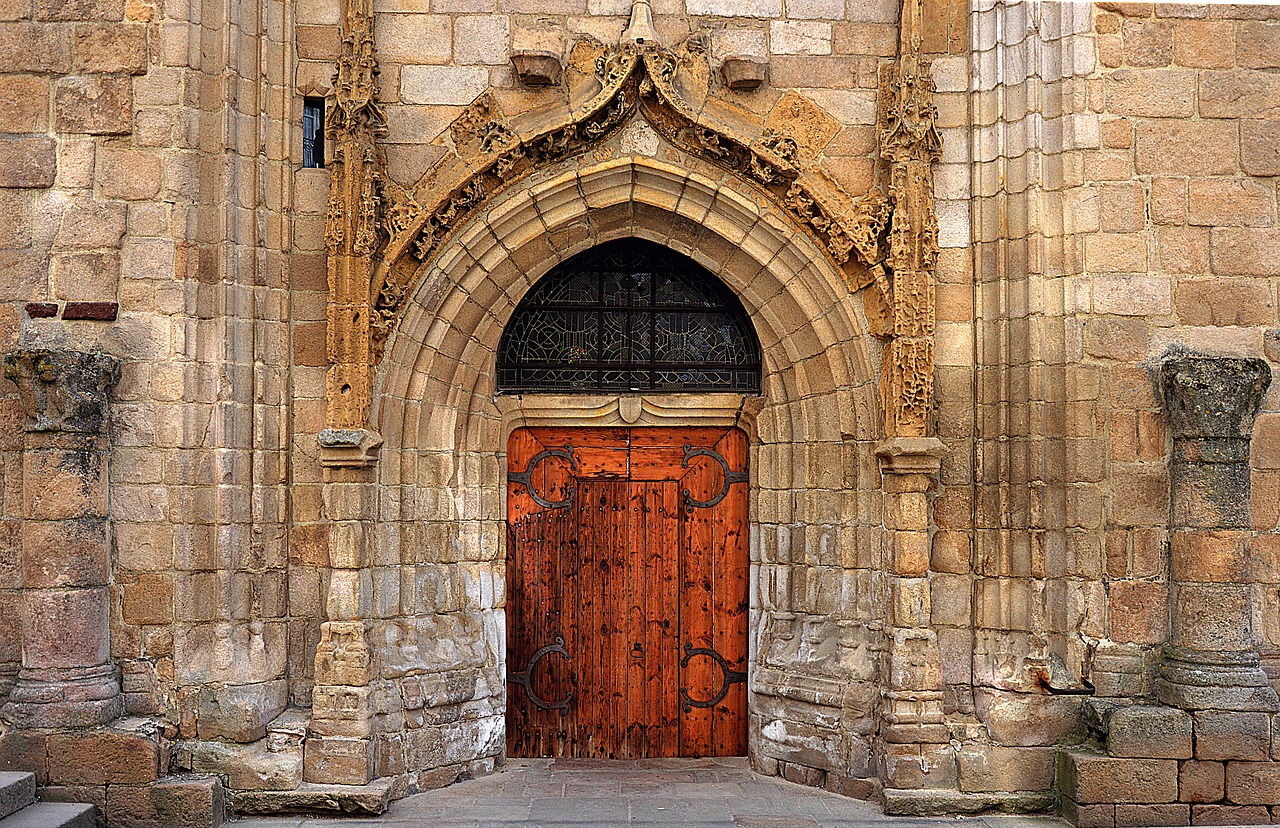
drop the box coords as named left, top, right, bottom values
left=712, top=427, right=750, bottom=756
left=678, top=429, right=716, bottom=758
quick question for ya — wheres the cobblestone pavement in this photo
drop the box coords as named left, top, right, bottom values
left=230, top=758, right=1069, bottom=828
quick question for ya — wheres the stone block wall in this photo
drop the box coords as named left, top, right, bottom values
left=1080, top=0, right=1280, bottom=682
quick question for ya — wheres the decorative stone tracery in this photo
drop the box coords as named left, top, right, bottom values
left=322, top=0, right=943, bottom=444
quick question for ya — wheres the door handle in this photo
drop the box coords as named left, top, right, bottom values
left=630, top=642, right=644, bottom=659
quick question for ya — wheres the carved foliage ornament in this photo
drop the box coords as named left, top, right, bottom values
left=370, top=40, right=893, bottom=365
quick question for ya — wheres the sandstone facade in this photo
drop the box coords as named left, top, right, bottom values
left=0, top=0, right=1278, bottom=825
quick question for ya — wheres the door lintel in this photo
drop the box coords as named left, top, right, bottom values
left=496, top=393, right=762, bottom=445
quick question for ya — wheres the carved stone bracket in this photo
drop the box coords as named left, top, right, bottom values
left=319, top=428, right=384, bottom=469
left=4, top=349, right=121, bottom=434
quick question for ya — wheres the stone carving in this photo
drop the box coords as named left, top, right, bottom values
left=1160, top=355, right=1272, bottom=441
left=326, top=0, right=940, bottom=445
left=4, top=348, right=121, bottom=433
left=324, top=0, right=386, bottom=431
left=876, top=0, right=943, bottom=439
left=1157, top=354, right=1277, bottom=713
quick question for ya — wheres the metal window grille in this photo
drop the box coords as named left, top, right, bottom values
left=497, top=238, right=762, bottom=394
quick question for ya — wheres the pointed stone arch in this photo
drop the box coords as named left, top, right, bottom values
left=322, top=11, right=943, bottom=443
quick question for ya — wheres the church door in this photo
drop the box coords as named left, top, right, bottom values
left=505, top=426, right=749, bottom=759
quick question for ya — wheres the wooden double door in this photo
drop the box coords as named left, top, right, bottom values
left=505, top=426, right=749, bottom=759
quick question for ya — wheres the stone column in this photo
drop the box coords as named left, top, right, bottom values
left=1157, top=355, right=1278, bottom=712
left=876, top=437, right=951, bottom=789
left=304, top=428, right=382, bottom=785
left=1, top=349, right=123, bottom=728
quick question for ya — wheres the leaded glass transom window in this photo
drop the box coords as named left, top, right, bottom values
left=497, top=238, right=762, bottom=394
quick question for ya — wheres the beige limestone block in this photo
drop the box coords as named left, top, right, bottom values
left=1115, top=804, right=1191, bottom=826
left=21, top=519, right=107, bottom=587
left=0, top=75, right=50, bottom=132
left=687, top=0, right=780, bottom=16
left=74, top=23, right=146, bottom=73
left=1241, top=120, right=1280, bottom=177
left=1100, top=117, right=1133, bottom=149
left=375, top=13, right=450, bottom=64
left=1187, top=179, right=1274, bottom=228
left=1190, top=805, right=1271, bottom=824
left=401, top=65, right=488, bottom=106
left=455, top=14, right=509, bottom=65
left=1122, top=18, right=1173, bottom=67
left=1179, top=759, right=1225, bottom=803
left=1209, top=227, right=1280, bottom=277
left=770, top=20, right=831, bottom=55
left=957, top=745, right=1055, bottom=794
left=0, top=24, right=73, bottom=73
left=1086, top=232, right=1148, bottom=273
left=787, top=0, right=845, bottom=19
left=1171, top=19, right=1235, bottom=68
left=845, top=0, right=897, bottom=23
left=54, top=75, right=132, bottom=134
left=1135, top=119, right=1237, bottom=176
left=832, top=22, right=896, bottom=55
left=97, top=148, right=161, bottom=200
left=1098, top=182, right=1144, bottom=233
left=1093, top=274, right=1172, bottom=316
left=52, top=198, right=126, bottom=249
left=1194, top=711, right=1271, bottom=762
left=1105, top=68, right=1195, bottom=118
left=1157, top=226, right=1208, bottom=274
left=1200, top=69, right=1280, bottom=119
left=52, top=251, right=120, bottom=301
left=0, top=137, right=55, bottom=187
left=1060, top=751, right=1180, bottom=804
left=1108, top=580, right=1168, bottom=645
left=1237, top=20, right=1280, bottom=70
left=1175, top=278, right=1275, bottom=327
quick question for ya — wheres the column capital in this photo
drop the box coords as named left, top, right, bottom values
left=876, top=436, right=947, bottom=477
left=1160, top=355, right=1271, bottom=440
left=319, top=428, right=383, bottom=468
left=4, top=349, right=121, bottom=434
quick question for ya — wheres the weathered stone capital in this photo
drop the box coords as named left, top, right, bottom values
left=4, top=349, right=121, bottom=434
left=876, top=437, right=947, bottom=477
left=319, top=428, right=383, bottom=468
left=1160, top=355, right=1272, bottom=440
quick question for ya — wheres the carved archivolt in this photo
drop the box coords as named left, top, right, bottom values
left=323, top=0, right=941, bottom=440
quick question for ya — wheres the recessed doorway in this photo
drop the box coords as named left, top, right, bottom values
left=505, top=426, right=749, bottom=759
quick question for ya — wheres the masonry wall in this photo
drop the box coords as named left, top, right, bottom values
left=0, top=0, right=298, bottom=748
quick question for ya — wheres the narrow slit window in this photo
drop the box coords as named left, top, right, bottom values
left=302, top=97, right=325, bottom=169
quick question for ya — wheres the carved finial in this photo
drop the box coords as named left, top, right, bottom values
left=623, top=0, right=661, bottom=46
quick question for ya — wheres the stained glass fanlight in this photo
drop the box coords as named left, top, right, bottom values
left=497, top=238, right=762, bottom=394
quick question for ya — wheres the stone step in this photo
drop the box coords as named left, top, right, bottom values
left=0, top=774, right=35, bottom=821
left=0, top=802, right=96, bottom=828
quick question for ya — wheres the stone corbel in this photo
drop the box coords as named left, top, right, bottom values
left=319, top=428, right=384, bottom=468
left=720, top=57, right=768, bottom=90
left=875, top=436, right=947, bottom=479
